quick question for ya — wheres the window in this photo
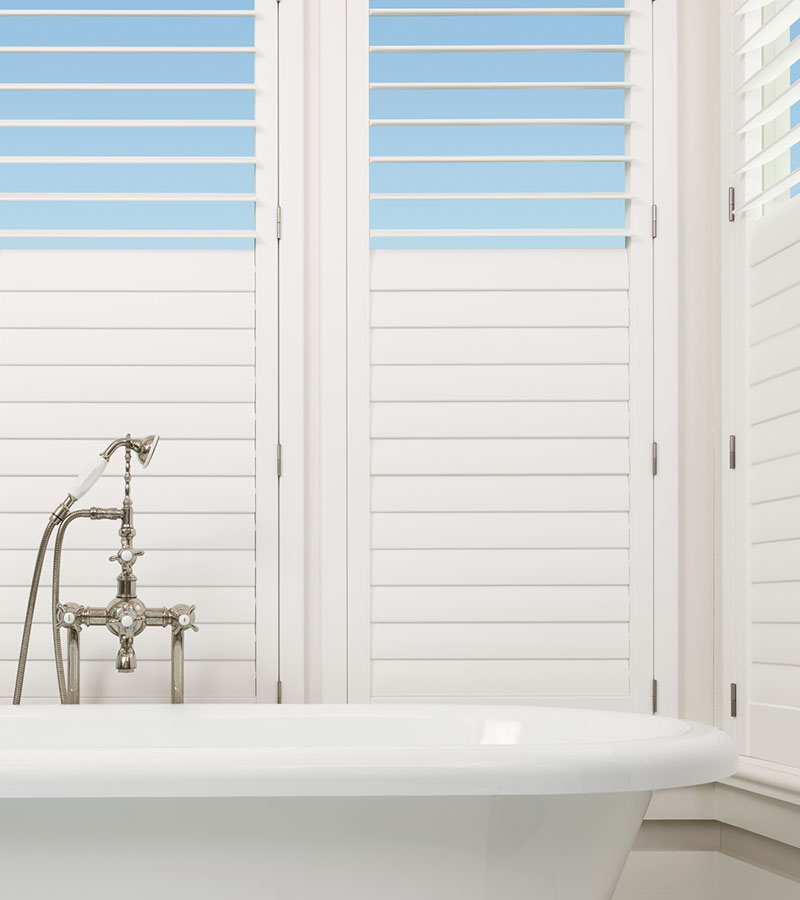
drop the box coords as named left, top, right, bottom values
left=735, top=0, right=800, bottom=215
left=368, top=1, right=632, bottom=248
left=335, top=0, right=657, bottom=709
left=726, top=0, right=800, bottom=767
left=0, top=3, right=256, bottom=249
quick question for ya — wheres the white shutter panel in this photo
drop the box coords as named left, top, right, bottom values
left=740, top=203, right=800, bottom=766
left=345, top=1, right=654, bottom=710
left=728, top=0, right=800, bottom=768
left=0, top=5, right=277, bottom=703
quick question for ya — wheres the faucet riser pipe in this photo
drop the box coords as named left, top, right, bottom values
left=67, top=629, right=80, bottom=705
left=171, top=628, right=184, bottom=704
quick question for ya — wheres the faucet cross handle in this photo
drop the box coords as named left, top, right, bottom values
left=171, top=604, right=198, bottom=633
left=108, top=546, right=144, bottom=566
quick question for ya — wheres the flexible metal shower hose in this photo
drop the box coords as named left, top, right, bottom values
left=13, top=518, right=59, bottom=704
left=51, top=510, right=97, bottom=704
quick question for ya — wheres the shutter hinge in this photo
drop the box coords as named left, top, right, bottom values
left=729, top=434, right=736, bottom=470
left=276, top=205, right=282, bottom=240
left=277, top=680, right=283, bottom=704
left=652, top=679, right=658, bottom=714
left=652, top=203, right=658, bottom=239
left=652, top=441, right=658, bottom=477
left=730, top=683, right=737, bottom=718
left=276, top=442, right=282, bottom=478
left=728, top=187, right=736, bottom=223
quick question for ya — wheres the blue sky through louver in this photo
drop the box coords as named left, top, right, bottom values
left=791, top=17, right=800, bottom=197
left=369, top=0, right=628, bottom=248
left=0, top=1, right=255, bottom=248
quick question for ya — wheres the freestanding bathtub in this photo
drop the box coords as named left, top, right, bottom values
left=0, top=704, right=736, bottom=900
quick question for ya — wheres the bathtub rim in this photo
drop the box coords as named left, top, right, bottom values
left=0, top=703, right=738, bottom=799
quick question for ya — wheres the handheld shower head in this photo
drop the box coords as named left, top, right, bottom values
left=67, top=434, right=160, bottom=504
left=136, top=434, right=159, bottom=469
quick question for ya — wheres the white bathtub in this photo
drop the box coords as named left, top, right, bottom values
left=0, top=705, right=736, bottom=900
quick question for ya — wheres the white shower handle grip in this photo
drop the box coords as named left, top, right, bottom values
left=70, top=456, right=109, bottom=501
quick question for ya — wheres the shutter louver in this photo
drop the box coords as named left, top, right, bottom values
left=734, top=0, right=800, bottom=214
left=369, top=2, right=632, bottom=248
left=347, top=0, right=655, bottom=710
left=0, top=4, right=256, bottom=248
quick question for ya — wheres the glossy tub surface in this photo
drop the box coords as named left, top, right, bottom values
left=0, top=705, right=737, bottom=900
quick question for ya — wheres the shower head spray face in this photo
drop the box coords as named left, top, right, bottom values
left=137, top=434, right=159, bottom=469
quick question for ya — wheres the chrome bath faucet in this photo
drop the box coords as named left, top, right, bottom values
left=13, top=434, right=198, bottom=705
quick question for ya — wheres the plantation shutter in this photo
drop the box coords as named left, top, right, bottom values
left=345, top=0, right=655, bottom=710
left=0, top=3, right=278, bottom=703
left=731, top=0, right=800, bottom=765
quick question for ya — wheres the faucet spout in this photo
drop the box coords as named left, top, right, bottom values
left=116, top=637, right=137, bottom=673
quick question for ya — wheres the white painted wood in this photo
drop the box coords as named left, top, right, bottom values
left=369, top=44, right=633, bottom=54
left=751, top=455, right=800, bottom=504
left=751, top=497, right=800, bottom=544
left=0, top=10, right=257, bottom=16
left=371, top=439, right=629, bottom=475
left=751, top=582, right=800, bottom=622
left=751, top=625, right=800, bottom=665
left=346, top=0, right=373, bottom=703
left=334, top=0, right=655, bottom=710
left=0, top=403, right=254, bottom=439
left=372, top=364, right=629, bottom=401
left=370, top=249, right=629, bottom=292
left=751, top=369, right=800, bottom=422
left=371, top=291, right=629, bottom=328
left=749, top=187, right=800, bottom=263
left=371, top=512, right=629, bottom=549
left=748, top=705, right=800, bottom=769
left=371, top=475, right=629, bottom=512
left=253, top=0, right=280, bottom=703
left=752, top=412, right=800, bottom=461
left=369, top=8, right=632, bottom=17
left=371, top=623, right=629, bottom=660
left=0, top=368, right=254, bottom=403
left=371, top=659, right=629, bottom=698
left=371, top=586, right=629, bottom=623
left=277, top=0, right=308, bottom=705
left=0, top=330, right=253, bottom=366
left=372, top=549, right=629, bottom=586
left=313, top=0, right=350, bottom=703
left=0, top=251, right=255, bottom=291
left=750, top=663, right=800, bottom=706
left=750, top=328, right=800, bottom=383
left=652, top=0, right=680, bottom=717
left=370, top=402, right=629, bottom=438
left=749, top=284, right=800, bottom=344
left=0, top=293, right=254, bottom=328
left=371, top=328, right=629, bottom=365
left=752, top=538, right=800, bottom=582
left=748, top=240, right=800, bottom=306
